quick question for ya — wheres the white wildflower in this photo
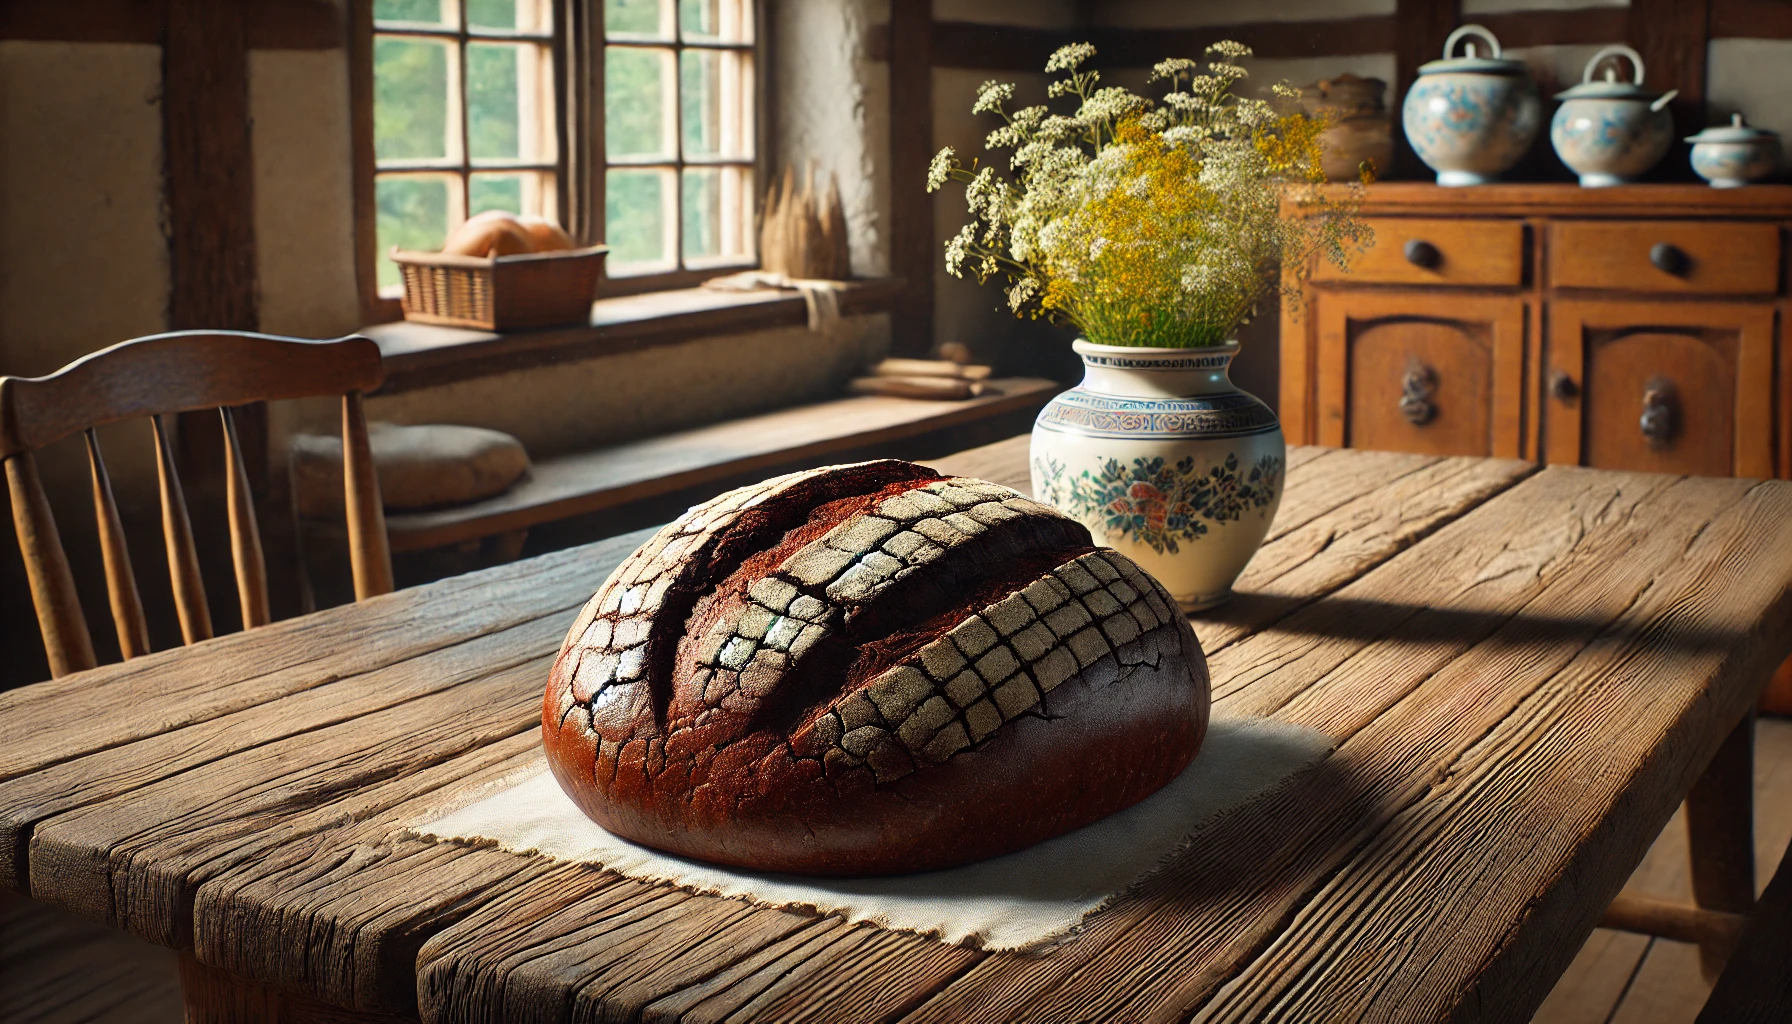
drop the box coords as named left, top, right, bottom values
left=973, top=80, right=1015, bottom=115
left=1149, top=57, right=1198, bottom=83
left=943, top=223, right=976, bottom=278
left=1045, top=42, right=1095, bottom=73
left=1205, top=40, right=1252, bottom=61
left=926, top=147, right=957, bottom=191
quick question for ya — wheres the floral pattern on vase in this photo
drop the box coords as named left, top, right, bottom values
left=1033, top=452, right=1284, bottom=556
left=1550, top=101, right=1672, bottom=187
left=1031, top=339, right=1285, bottom=611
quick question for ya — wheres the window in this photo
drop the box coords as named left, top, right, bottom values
left=360, top=0, right=759, bottom=308
left=371, top=0, right=562, bottom=296
left=602, top=0, right=756, bottom=276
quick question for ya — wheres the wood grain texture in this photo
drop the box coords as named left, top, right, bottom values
left=1685, top=714, right=1757, bottom=978
left=1548, top=221, right=1780, bottom=295
left=1698, top=835, right=1792, bottom=1023
left=1545, top=300, right=1776, bottom=478
left=1600, top=892, right=1746, bottom=947
left=380, top=378, right=1056, bottom=552
left=342, top=392, right=394, bottom=599
left=1316, top=290, right=1527, bottom=458
left=4, top=449, right=96, bottom=678
left=163, top=0, right=257, bottom=335
left=0, top=892, right=182, bottom=1024
left=5, top=447, right=1790, bottom=1024
left=362, top=279, right=903, bottom=394
left=1310, top=218, right=1525, bottom=288
left=1631, top=0, right=1711, bottom=158
left=152, top=414, right=214, bottom=645
left=84, top=430, right=151, bottom=660
left=222, top=407, right=271, bottom=629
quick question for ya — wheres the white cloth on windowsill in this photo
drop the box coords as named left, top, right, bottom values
left=410, top=715, right=1332, bottom=951
left=702, top=270, right=848, bottom=331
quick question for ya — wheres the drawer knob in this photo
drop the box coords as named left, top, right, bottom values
left=1404, top=239, right=1442, bottom=270
left=1400, top=363, right=1438, bottom=425
left=1548, top=370, right=1579, bottom=401
left=1640, top=377, right=1676, bottom=447
left=1649, top=242, right=1689, bottom=276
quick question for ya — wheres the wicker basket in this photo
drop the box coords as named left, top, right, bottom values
left=390, top=245, right=608, bottom=331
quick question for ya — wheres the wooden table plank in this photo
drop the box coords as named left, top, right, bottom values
left=6, top=448, right=1789, bottom=1024
left=0, top=526, right=654, bottom=785
left=897, top=469, right=1788, bottom=1024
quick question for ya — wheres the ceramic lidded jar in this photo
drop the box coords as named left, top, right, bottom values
left=1030, top=341, right=1285, bottom=611
left=1687, top=114, right=1782, bottom=187
left=1402, top=24, right=1541, bottom=186
left=1550, top=45, right=1677, bottom=187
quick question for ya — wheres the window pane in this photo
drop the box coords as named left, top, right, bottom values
left=466, top=0, right=515, bottom=30
left=683, top=165, right=753, bottom=266
left=374, top=36, right=452, bottom=162
left=680, top=49, right=751, bottom=159
left=606, top=167, right=674, bottom=269
left=377, top=174, right=453, bottom=290
left=606, top=0, right=671, bottom=38
left=681, top=167, right=717, bottom=261
left=679, top=0, right=750, bottom=42
left=467, top=43, right=520, bottom=161
left=470, top=173, right=523, bottom=215
left=374, top=0, right=452, bottom=28
left=606, top=46, right=673, bottom=159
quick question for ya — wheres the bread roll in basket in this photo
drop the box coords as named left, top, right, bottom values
left=542, top=460, right=1210, bottom=875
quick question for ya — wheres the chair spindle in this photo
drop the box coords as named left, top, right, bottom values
left=220, top=407, right=270, bottom=629
left=85, top=429, right=150, bottom=659
left=152, top=413, right=213, bottom=644
left=341, top=392, right=394, bottom=601
left=5, top=450, right=97, bottom=676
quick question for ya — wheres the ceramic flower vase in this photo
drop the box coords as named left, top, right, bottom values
left=1030, top=340, right=1285, bottom=611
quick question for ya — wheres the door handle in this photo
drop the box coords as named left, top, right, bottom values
left=1640, top=377, right=1675, bottom=447
left=1649, top=242, right=1689, bottom=277
left=1404, top=239, right=1441, bottom=270
left=1548, top=370, right=1579, bottom=401
left=1400, top=362, right=1438, bottom=425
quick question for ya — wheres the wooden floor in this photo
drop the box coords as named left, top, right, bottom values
left=2, top=719, right=1785, bottom=1023
left=1533, top=715, right=1792, bottom=1024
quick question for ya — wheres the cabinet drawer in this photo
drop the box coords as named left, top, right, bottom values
left=1548, top=221, right=1781, bottom=294
left=1310, top=218, right=1524, bottom=287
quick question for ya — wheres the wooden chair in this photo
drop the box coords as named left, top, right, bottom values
left=3, top=330, right=394, bottom=678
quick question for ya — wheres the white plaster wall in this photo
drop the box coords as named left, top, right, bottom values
left=1707, top=38, right=1792, bottom=172
left=0, top=42, right=168, bottom=377
left=773, top=0, right=892, bottom=277
left=250, top=47, right=363, bottom=339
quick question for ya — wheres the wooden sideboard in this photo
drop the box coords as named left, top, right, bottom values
left=1280, top=184, right=1792, bottom=481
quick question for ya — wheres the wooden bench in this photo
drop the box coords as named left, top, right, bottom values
left=380, top=377, right=1057, bottom=554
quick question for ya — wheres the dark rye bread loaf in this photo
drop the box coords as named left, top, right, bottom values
left=542, top=460, right=1210, bottom=875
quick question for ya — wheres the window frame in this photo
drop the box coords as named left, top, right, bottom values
left=352, top=0, right=768, bottom=322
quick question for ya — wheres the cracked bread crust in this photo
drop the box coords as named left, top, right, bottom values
left=542, top=459, right=1210, bottom=876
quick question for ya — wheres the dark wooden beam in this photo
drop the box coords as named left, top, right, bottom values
left=1097, top=17, right=1397, bottom=66
left=1474, top=7, right=1630, bottom=49
left=1394, top=0, right=1460, bottom=179
left=1631, top=0, right=1710, bottom=177
left=0, top=0, right=342, bottom=49
left=1712, top=0, right=1792, bottom=38
left=888, top=0, right=934, bottom=358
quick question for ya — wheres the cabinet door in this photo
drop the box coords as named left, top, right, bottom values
left=1545, top=301, right=1775, bottom=477
left=1315, top=292, right=1527, bottom=457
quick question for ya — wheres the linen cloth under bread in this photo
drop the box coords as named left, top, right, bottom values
left=412, top=715, right=1331, bottom=951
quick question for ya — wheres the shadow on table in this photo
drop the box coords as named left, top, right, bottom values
left=1203, top=590, right=1752, bottom=656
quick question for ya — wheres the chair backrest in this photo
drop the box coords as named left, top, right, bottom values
left=2, top=330, right=394, bottom=678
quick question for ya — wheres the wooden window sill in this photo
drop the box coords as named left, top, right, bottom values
left=359, top=278, right=906, bottom=394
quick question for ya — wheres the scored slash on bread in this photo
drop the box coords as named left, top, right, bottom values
left=542, top=460, right=1210, bottom=876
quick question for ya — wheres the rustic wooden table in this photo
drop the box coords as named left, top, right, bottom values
left=4, top=439, right=1790, bottom=1024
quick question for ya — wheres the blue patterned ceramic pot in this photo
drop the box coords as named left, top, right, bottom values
left=1030, top=340, right=1284, bottom=611
left=1688, top=114, right=1781, bottom=188
left=1551, top=45, right=1676, bottom=187
left=1402, top=24, right=1540, bottom=186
